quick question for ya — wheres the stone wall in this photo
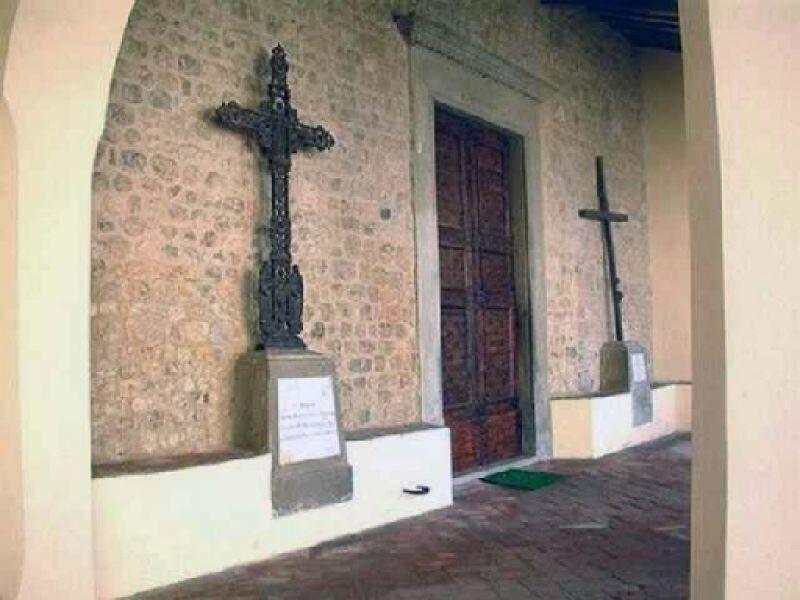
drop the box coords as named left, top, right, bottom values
left=91, top=0, right=650, bottom=463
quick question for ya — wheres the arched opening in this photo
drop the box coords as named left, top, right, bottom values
left=7, top=1, right=800, bottom=598
left=2, top=1, right=135, bottom=596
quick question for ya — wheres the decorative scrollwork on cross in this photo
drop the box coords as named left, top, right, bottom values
left=215, top=45, right=334, bottom=349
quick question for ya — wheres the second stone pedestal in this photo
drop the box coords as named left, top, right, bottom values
left=234, top=348, right=353, bottom=516
left=599, top=341, right=653, bottom=426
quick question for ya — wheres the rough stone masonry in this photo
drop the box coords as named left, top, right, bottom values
left=91, top=0, right=650, bottom=463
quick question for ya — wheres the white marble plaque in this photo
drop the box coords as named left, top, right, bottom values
left=277, top=376, right=340, bottom=465
left=631, top=353, right=648, bottom=383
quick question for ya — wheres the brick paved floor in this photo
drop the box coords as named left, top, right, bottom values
left=131, top=435, right=691, bottom=600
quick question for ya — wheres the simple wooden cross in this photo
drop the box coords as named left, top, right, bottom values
left=578, top=156, right=629, bottom=342
left=214, top=45, right=334, bottom=349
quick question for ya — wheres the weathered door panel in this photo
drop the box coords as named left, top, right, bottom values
left=435, top=106, right=521, bottom=473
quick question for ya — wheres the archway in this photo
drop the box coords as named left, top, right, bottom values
left=2, top=1, right=133, bottom=597
left=1, top=3, right=22, bottom=598
left=7, top=1, right=794, bottom=598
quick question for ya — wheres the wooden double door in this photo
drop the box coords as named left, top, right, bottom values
left=435, top=106, right=522, bottom=474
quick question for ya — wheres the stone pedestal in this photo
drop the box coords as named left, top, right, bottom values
left=234, top=349, right=353, bottom=516
left=599, top=341, right=653, bottom=426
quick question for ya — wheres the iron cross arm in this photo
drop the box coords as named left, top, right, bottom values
left=214, top=101, right=334, bottom=158
left=577, top=208, right=629, bottom=223
left=290, top=121, right=335, bottom=153
left=215, top=101, right=274, bottom=150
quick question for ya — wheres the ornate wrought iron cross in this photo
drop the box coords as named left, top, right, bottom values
left=215, top=45, right=334, bottom=349
left=578, top=156, right=629, bottom=342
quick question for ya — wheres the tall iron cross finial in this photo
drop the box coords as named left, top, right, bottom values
left=215, top=45, right=334, bottom=350
left=578, top=156, right=629, bottom=342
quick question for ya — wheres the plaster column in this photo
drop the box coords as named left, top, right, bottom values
left=680, top=1, right=800, bottom=597
left=0, top=3, right=23, bottom=599
left=2, top=1, right=134, bottom=597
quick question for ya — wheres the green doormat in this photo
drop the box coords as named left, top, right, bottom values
left=480, top=469, right=565, bottom=491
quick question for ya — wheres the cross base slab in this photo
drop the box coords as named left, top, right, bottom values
left=599, top=341, right=653, bottom=426
left=233, top=347, right=353, bottom=516
left=258, top=334, right=307, bottom=351
left=272, top=458, right=353, bottom=517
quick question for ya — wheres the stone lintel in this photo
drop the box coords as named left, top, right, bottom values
left=394, top=12, right=557, bottom=103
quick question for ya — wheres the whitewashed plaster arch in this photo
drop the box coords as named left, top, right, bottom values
left=2, top=1, right=134, bottom=597
left=0, top=3, right=22, bottom=599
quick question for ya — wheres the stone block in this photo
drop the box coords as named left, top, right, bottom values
left=599, top=340, right=653, bottom=426
left=272, top=458, right=353, bottom=517
left=232, top=352, right=270, bottom=452
left=234, top=348, right=353, bottom=516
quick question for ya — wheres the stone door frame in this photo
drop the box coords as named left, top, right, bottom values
left=402, top=18, right=555, bottom=456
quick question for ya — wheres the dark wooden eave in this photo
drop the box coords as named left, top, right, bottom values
left=541, top=0, right=681, bottom=53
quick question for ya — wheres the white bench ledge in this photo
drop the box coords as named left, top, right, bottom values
left=550, top=383, right=692, bottom=459
left=93, top=426, right=452, bottom=598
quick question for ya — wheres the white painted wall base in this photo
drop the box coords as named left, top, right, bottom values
left=93, top=427, right=452, bottom=599
left=550, top=384, right=691, bottom=459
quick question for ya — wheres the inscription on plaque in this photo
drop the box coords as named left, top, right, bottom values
left=277, top=377, right=340, bottom=465
left=631, top=353, right=647, bottom=383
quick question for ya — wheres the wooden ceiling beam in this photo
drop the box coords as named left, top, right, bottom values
left=592, top=8, right=679, bottom=27
left=540, top=0, right=678, bottom=22
left=540, top=0, right=681, bottom=52
left=600, top=17, right=680, bottom=36
left=620, top=30, right=681, bottom=52
left=540, top=0, right=592, bottom=4
left=541, top=0, right=677, bottom=13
